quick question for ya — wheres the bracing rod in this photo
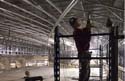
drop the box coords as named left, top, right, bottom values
left=59, top=33, right=110, bottom=38
left=59, top=33, right=124, bottom=39
left=59, top=57, right=111, bottom=60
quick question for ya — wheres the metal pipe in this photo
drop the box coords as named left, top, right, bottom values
left=85, top=0, right=124, bottom=12
left=54, top=26, right=60, bottom=81
left=59, top=33, right=124, bottom=39
left=97, top=0, right=123, bottom=21
left=0, top=19, right=49, bottom=35
left=106, top=8, right=123, bottom=21
left=59, top=57, right=110, bottom=60
left=98, top=4, right=124, bottom=12
left=1, top=1, right=53, bottom=26
left=45, top=0, right=70, bottom=34
left=23, top=0, right=69, bottom=34
left=46, top=0, right=62, bottom=14
left=99, top=45, right=103, bottom=81
left=0, top=11, right=49, bottom=33
left=117, top=35, right=124, bottom=39
left=92, top=13, right=123, bottom=23
left=81, top=0, right=86, bottom=19
left=0, top=8, right=52, bottom=31
left=0, top=25, right=49, bottom=47
left=23, top=0, right=57, bottom=21
left=59, top=33, right=110, bottom=38
left=54, top=0, right=78, bottom=27
left=49, top=0, right=79, bottom=37
left=0, top=22, right=48, bottom=37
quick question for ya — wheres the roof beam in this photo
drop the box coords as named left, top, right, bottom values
left=0, top=25, right=48, bottom=46
left=24, top=0, right=69, bottom=34
left=85, top=0, right=124, bottom=11
left=0, top=22, right=37, bottom=35
left=0, top=8, right=52, bottom=31
left=0, top=0, right=53, bottom=26
left=101, top=4, right=123, bottom=21
left=98, top=4, right=124, bottom=12
left=0, top=10, right=50, bottom=34
left=87, top=0, right=123, bottom=21
left=5, top=20, right=48, bottom=34
left=49, top=0, right=79, bottom=37
left=45, top=0, right=70, bottom=34
left=46, top=0, right=62, bottom=14
left=0, top=21, right=48, bottom=36
left=23, top=0, right=57, bottom=21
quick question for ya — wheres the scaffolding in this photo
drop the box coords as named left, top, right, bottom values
left=54, top=26, right=124, bottom=81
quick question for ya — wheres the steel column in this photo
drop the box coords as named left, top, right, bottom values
left=99, top=46, right=103, bottom=81
left=54, top=26, right=60, bottom=81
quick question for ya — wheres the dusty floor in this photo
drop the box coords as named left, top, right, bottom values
left=0, top=66, right=102, bottom=81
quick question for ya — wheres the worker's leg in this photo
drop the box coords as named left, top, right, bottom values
left=79, top=52, right=91, bottom=81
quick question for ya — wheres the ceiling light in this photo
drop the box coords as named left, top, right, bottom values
left=0, top=0, right=4, bottom=1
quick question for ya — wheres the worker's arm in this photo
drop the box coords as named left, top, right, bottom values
left=86, top=18, right=92, bottom=29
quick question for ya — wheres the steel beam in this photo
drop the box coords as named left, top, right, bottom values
left=23, top=0, right=69, bottom=34
left=0, top=22, right=48, bottom=38
left=85, top=0, right=124, bottom=12
left=0, top=19, right=49, bottom=35
left=49, top=0, right=79, bottom=37
left=23, top=0, right=57, bottom=21
left=0, top=25, right=49, bottom=47
left=45, top=0, right=69, bottom=34
left=0, top=11, right=49, bottom=34
left=59, top=33, right=110, bottom=38
left=46, top=0, right=62, bottom=14
left=81, top=0, right=87, bottom=19
left=54, top=26, right=60, bottom=81
left=96, top=0, right=123, bottom=21
left=59, top=33, right=124, bottom=39
left=59, top=57, right=110, bottom=60
left=98, top=4, right=124, bottom=12
left=1, top=1, right=53, bottom=26
left=0, top=8, right=51, bottom=32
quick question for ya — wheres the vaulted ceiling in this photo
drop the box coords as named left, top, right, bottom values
left=0, top=0, right=124, bottom=46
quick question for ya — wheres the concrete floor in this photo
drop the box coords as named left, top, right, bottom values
left=0, top=66, right=102, bottom=81
left=0, top=66, right=77, bottom=81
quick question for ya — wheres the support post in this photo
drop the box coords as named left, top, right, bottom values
left=54, top=26, right=60, bottom=81
left=99, top=45, right=103, bottom=81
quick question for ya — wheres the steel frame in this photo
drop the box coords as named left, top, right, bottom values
left=49, top=0, right=79, bottom=37
left=54, top=25, right=124, bottom=81
left=1, top=0, right=53, bottom=26
left=24, top=0, right=69, bottom=34
left=0, top=10, right=49, bottom=34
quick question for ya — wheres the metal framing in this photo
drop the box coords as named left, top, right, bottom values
left=54, top=26, right=124, bottom=81
left=0, top=0, right=123, bottom=50
left=54, top=26, right=60, bottom=81
left=109, top=26, right=119, bottom=81
left=99, top=45, right=103, bottom=81
left=49, top=0, right=79, bottom=37
left=0, top=36, right=46, bottom=55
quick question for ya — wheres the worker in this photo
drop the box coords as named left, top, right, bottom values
left=25, top=71, right=30, bottom=77
left=69, top=17, right=92, bottom=81
left=24, top=70, right=43, bottom=81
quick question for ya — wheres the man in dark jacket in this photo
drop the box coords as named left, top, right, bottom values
left=69, top=17, right=92, bottom=81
